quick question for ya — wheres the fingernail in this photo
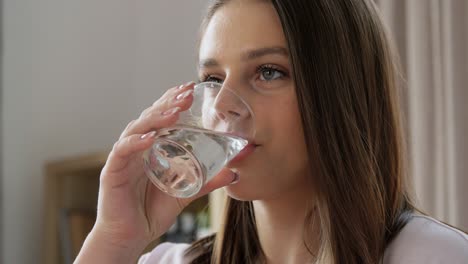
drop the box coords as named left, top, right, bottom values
left=162, top=106, right=181, bottom=116
left=178, top=81, right=195, bottom=89
left=230, top=172, right=240, bottom=184
left=176, top=89, right=193, bottom=100
left=141, top=131, right=156, bottom=139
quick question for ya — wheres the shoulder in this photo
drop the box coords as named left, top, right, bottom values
left=138, top=242, right=191, bottom=264
left=383, top=214, right=468, bottom=264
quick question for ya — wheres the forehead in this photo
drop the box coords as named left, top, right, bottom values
left=199, top=1, right=286, bottom=60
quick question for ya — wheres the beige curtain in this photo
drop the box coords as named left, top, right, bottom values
left=375, top=0, right=468, bottom=230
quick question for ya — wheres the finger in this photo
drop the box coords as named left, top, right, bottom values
left=186, top=168, right=237, bottom=203
left=104, top=132, right=157, bottom=175
left=119, top=82, right=195, bottom=140
left=152, top=81, right=196, bottom=107
left=147, top=82, right=195, bottom=115
left=145, top=82, right=195, bottom=115
left=119, top=119, right=136, bottom=140
left=121, top=84, right=195, bottom=138
left=120, top=109, right=181, bottom=140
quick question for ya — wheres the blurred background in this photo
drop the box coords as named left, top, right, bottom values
left=1, top=0, right=467, bottom=263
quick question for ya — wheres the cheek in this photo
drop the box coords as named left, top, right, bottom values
left=225, top=94, right=310, bottom=200
left=267, top=97, right=305, bottom=146
left=261, top=96, right=309, bottom=172
left=271, top=106, right=308, bottom=166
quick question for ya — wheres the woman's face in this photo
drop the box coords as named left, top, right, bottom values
left=199, top=0, right=310, bottom=200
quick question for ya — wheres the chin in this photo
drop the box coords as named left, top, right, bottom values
left=224, top=181, right=267, bottom=201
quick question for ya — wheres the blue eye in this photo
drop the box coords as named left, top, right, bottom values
left=259, top=66, right=285, bottom=81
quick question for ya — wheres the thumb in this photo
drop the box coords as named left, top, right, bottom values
left=187, top=168, right=238, bottom=202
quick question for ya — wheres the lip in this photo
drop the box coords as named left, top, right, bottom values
left=228, top=143, right=259, bottom=164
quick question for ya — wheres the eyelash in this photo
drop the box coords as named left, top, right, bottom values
left=257, top=64, right=287, bottom=81
left=199, top=64, right=287, bottom=83
left=200, top=75, right=222, bottom=84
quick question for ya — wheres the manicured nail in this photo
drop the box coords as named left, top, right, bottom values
left=162, top=106, right=181, bottom=116
left=176, top=89, right=193, bottom=100
left=141, top=131, right=156, bottom=139
left=230, top=172, right=240, bottom=184
left=178, top=81, right=195, bottom=89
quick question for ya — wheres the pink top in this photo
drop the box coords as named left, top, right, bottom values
left=138, top=215, right=468, bottom=263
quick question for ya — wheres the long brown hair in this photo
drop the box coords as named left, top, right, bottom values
left=186, top=0, right=415, bottom=263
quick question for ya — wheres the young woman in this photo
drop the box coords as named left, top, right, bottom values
left=76, top=0, right=468, bottom=263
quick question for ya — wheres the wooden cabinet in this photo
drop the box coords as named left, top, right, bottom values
left=43, top=151, right=225, bottom=264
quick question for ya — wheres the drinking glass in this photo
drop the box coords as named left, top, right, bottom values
left=142, top=82, right=255, bottom=198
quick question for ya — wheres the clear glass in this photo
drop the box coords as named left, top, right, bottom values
left=142, top=82, right=255, bottom=198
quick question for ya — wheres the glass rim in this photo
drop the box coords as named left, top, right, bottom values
left=186, top=81, right=256, bottom=140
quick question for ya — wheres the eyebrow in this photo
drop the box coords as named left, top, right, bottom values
left=198, top=46, right=289, bottom=69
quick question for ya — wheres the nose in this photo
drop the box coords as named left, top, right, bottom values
left=213, top=87, right=251, bottom=122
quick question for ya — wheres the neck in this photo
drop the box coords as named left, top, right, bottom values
left=253, top=186, right=319, bottom=264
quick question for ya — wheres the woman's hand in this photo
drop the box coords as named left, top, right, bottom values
left=75, top=82, right=237, bottom=264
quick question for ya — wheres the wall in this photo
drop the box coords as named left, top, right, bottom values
left=0, top=0, right=3, bottom=260
left=1, top=0, right=206, bottom=263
